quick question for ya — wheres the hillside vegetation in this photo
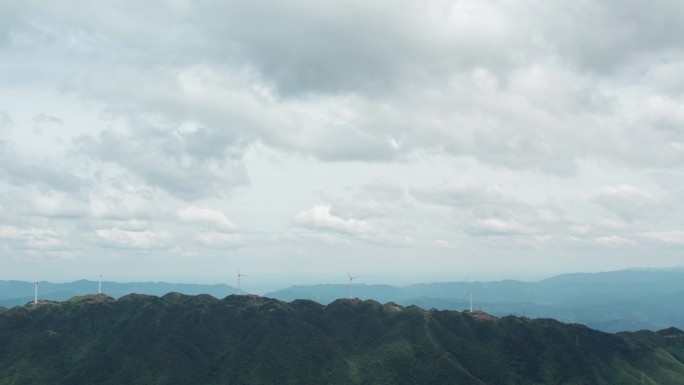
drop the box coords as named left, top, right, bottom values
left=1, top=294, right=684, bottom=384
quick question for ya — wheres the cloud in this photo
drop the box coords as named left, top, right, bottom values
left=0, top=111, right=12, bottom=131
left=411, top=177, right=509, bottom=207
left=24, top=234, right=70, bottom=251
left=33, top=0, right=680, bottom=175
left=95, top=228, right=171, bottom=250
left=593, top=235, right=636, bottom=248
left=0, top=225, right=24, bottom=240
left=177, top=206, right=237, bottom=232
left=593, top=185, right=660, bottom=221
left=0, top=141, right=85, bottom=193
left=77, top=129, right=249, bottom=200
left=178, top=0, right=524, bottom=96
left=323, top=177, right=406, bottom=219
left=89, top=189, right=162, bottom=220
left=20, top=191, right=87, bottom=218
left=195, top=231, right=242, bottom=248
left=532, top=0, right=684, bottom=74
left=2, top=0, right=684, bottom=278
left=32, top=113, right=64, bottom=133
left=0, top=2, right=26, bottom=47
left=293, top=205, right=374, bottom=236
left=0, top=187, right=88, bottom=218
left=0, top=225, right=69, bottom=251
left=641, top=231, right=684, bottom=245
left=465, top=218, right=535, bottom=237
left=97, top=219, right=149, bottom=231
left=647, top=59, right=684, bottom=96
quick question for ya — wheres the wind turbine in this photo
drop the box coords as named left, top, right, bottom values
left=466, top=287, right=477, bottom=312
left=464, top=276, right=478, bottom=312
left=347, top=271, right=360, bottom=299
left=34, top=281, right=39, bottom=304
left=236, top=266, right=246, bottom=294
left=98, top=274, right=103, bottom=295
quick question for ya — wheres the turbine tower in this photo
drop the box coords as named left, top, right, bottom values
left=467, top=288, right=476, bottom=312
left=98, top=274, right=103, bottom=295
left=34, top=281, right=39, bottom=304
left=236, top=266, right=246, bottom=294
left=347, top=271, right=360, bottom=299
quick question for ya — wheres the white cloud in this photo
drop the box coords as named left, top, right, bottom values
left=0, top=225, right=69, bottom=251
left=641, top=231, right=684, bottom=245
left=25, top=235, right=70, bottom=251
left=95, top=228, right=171, bottom=250
left=647, top=59, right=684, bottom=95
left=411, top=177, right=509, bottom=207
left=465, top=218, right=535, bottom=237
left=593, top=185, right=660, bottom=221
left=89, top=190, right=162, bottom=220
left=293, top=205, right=375, bottom=236
left=14, top=0, right=678, bottom=177
left=0, top=225, right=23, bottom=240
left=0, top=141, right=85, bottom=192
left=594, top=235, right=636, bottom=247
left=103, top=219, right=150, bottom=231
left=0, top=111, right=12, bottom=131
left=77, top=128, right=250, bottom=201
left=25, top=192, right=86, bottom=218
left=177, top=206, right=237, bottom=232
left=2, top=0, right=684, bottom=280
left=195, top=231, right=242, bottom=248
left=320, top=177, right=407, bottom=220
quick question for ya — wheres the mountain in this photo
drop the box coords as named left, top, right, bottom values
left=0, top=280, right=236, bottom=308
left=3, top=268, right=684, bottom=333
left=265, top=269, right=684, bottom=332
left=1, top=294, right=684, bottom=384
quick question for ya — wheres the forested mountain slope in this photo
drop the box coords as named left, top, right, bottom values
left=1, top=294, right=684, bottom=384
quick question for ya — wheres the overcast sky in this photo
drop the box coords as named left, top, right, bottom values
left=1, top=0, right=684, bottom=286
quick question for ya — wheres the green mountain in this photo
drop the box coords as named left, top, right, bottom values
left=1, top=294, right=684, bottom=384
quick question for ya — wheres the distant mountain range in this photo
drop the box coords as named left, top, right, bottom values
left=265, top=269, right=684, bottom=332
left=1, top=294, right=684, bottom=384
left=0, top=280, right=235, bottom=308
left=3, top=268, right=684, bottom=332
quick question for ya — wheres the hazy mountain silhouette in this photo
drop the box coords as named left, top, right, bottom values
left=265, top=269, right=684, bottom=332
left=2, top=268, right=683, bottom=332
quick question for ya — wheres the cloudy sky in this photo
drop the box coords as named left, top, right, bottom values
left=2, top=0, right=684, bottom=286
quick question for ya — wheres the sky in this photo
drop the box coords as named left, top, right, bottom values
left=1, top=0, right=684, bottom=287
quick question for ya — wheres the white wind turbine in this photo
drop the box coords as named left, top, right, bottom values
left=236, top=266, right=247, bottom=294
left=347, top=271, right=360, bottom=299
left=466, top=287, right=477, bottom=312
left=464, top=276, right=479, bottom=312
left=98, top=274, right=103, bottom=295
left=34, top=281, right=39, bottom=304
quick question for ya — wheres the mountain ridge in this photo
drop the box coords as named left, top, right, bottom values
left=2, top=293, right=684, bottom=384
left=3, top=268, right=684, bottom=332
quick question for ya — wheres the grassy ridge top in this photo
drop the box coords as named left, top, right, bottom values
left=1, top=294, right=683, bottom=384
